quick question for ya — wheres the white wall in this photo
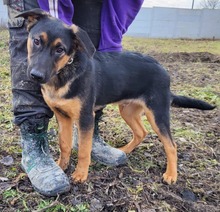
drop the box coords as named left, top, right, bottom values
left=126, top=7, right=220, bottom=39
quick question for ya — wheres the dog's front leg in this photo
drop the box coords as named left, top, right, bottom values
left=72, top=127, right=93, bottom=182
left=72, top=116, right=94, bottom=182
left=55, top=112, right=74, bottom=171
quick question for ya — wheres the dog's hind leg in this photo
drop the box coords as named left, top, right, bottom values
left=118, top=103, right=148, bottom=153
left=144, top=105, right=177, bottom=185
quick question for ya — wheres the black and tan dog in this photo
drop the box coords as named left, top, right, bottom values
left=17, top=9, right=215, bottom=184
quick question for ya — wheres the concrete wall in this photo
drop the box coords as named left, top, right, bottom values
left=126, top=7, right=220, bottom=39
left=0, top=5, right=220, bottom=39
left=0, top=1, right=7, bottom=28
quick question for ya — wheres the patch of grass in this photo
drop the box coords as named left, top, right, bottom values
left=3, top=189, right=18, bottom=199
left=123, top=37, right=220, bottom=55
left=0, top=31, right=12, bottom=148
left=0, top=30, right=10, bottom=67
left=173, top=127, right=203, bottom=141
left=5, top=167, right=19, bottom=178
left=127, top=183, right=144, bottom=195
left=2, top=190, right=90, bottom=212
left=45, top=202, right=89, bottom=212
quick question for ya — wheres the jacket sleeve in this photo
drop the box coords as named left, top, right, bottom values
left=98, top=0, right=144, bottom=52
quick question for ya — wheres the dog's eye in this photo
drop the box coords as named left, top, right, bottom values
left=56, top=47, right=64, bottom=54
left=33, top=38, right=40, bottom=46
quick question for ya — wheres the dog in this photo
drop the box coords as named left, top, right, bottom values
left=17, top=9, right=215, bottom=185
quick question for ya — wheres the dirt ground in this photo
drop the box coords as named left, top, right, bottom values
left=0, top=51, right=219, bottom=211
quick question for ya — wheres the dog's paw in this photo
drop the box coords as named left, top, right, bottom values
left=163, top=172, right=177, bottom=185
left=118, top=145, right=130, bottom=154
left=72, top=169, right=88, bottom=183
left=56, top=157, right=69, bottom=170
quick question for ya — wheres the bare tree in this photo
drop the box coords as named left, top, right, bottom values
left=200, top=0, right=220, bottom=9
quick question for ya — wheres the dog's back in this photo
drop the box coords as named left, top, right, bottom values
left=94, top=51, right=170, bottom=106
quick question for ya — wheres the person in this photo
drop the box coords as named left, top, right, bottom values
left=4, top=0, right=144, bottom=196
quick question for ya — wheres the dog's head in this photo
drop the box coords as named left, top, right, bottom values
left=16, top=9, right=95, bottom=84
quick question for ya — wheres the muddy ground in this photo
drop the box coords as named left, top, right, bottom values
left=0, top=51, right=219, bottom=211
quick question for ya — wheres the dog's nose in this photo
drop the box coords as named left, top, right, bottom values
left=30, top=69, right=44, bottom=82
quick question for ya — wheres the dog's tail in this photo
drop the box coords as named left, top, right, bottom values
left=171, top=93, right=216, bottom=110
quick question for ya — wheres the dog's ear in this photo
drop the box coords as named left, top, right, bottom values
left=71, top=25, right=96, bottom=58
left=15, top=9, right=50, bottom=31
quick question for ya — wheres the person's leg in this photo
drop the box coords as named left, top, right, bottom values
left=5, top=0, right=70, bottom=196
left=72, top=0, right=127, bottom=166
left=72, top=0, right=102, bottom=48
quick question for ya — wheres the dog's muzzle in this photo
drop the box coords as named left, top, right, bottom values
left=30, top=68, right=45, bottom=83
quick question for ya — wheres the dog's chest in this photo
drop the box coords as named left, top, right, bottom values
left=41, top=84, right=65, bottom=105
left=41, top=84, right=82, bottom=120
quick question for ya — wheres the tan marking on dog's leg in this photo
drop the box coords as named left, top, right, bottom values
left=118, top=103, right=148, bottom=153
left=55, top=112, right=74, bottom=170
left=145, top=108, right=177, bottom=184
left=72, top=126, right=93, bottom=182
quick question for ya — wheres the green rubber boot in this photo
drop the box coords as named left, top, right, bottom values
left=20, top=116, right=70, bottom=196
